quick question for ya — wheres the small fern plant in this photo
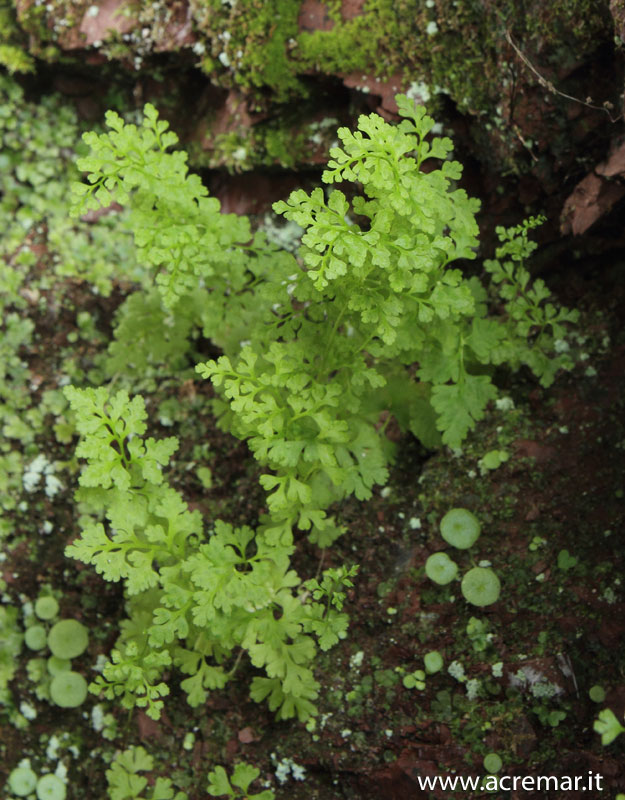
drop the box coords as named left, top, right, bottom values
left=64, top=386, right=350, bottom=721
left=65, top=96, right=577, bottom=721
left=206, top=763, right=274, bottom=800
left=106, top=745, right=187, bottom=800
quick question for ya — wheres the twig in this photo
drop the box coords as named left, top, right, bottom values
left=505, top=30, right=622, bottom=124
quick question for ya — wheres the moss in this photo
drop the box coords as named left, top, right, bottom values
left=4, top=0, right=613, bottom=178
left=263, top=122, right=309, bottom=167
left=192, top=0, right=304, bottom=101
left=0, top=2, right=35, bottom=73
left=188, top=0, right=611, bottom=174
left=296, top=0, right=610, bottom=113
left=6, top=0, right=612, bottom=109
left=189, top=110, right=335, bottom=171
left=14, top=0, right=84, bottom=55
left=295, top=0, right=424, bottom=76
left=296, top=16, right=380, bottom=76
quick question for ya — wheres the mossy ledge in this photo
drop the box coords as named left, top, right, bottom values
left=7, top=0, right=617, bottom=175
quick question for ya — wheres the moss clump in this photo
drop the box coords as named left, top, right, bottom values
left=190, top=110, right=337, bottom=171
left=12, top=0, right=73, bottom=61
left=297, top=0, right=610, bottom=115
left=189, top=0, right=612, bottom=174
left=0, top=3, right=34, bottom=74
left=194, top=0, right=303, bottom=101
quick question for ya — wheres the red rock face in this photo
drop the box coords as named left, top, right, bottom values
left=297, top=0, right=367, bottom=33
left=557, top=0, right=625, bottom=235
left=341, top=72, right=405, bottom=116
left=298, top=0, right=334, bottom=33
left=611, top=0, right=625, bottom=42
left=208, top=172, right=304, bottom=217
left=341, top=0, right=366, bottom=20
left=153, top=3, right=195, bottom=53
left=562, top=140, right=625, bottom=235
left=79, top=0, right=137, bottom=47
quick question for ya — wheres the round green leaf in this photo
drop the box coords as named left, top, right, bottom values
left=25, top=624, right=47, bottom=651
left=425, top=552, right=458, bottom=585
left=36, top=774, right=66, bottom=800
left=440, top=508, right=481, bottom=549
left=483, top=753, right=502, bottom=773
left=9, top=767, right=38, bottom=797
left=49, top=671, right=88, bottom=708
left=589, top=685, right=606, bottom=703
left=47, top=619, right=88, bottom=659
left=47, top=656, right=71, bottom=676
left=424, top=650, right=444, bottom=674
left=34, top=597, right=59, bottom=621
left=461, top=567, right=501, bottom=606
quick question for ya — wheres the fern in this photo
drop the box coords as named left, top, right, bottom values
left=106, top=745, right=187, bottom=800
left=206, top=763, right=274, bottom=800
left=65, top=97, right=578, bottom=721
left=64, top=386, right=351, bottom=721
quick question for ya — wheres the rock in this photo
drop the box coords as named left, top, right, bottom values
left=561, top=139, right=625, bottom=235
left=79, top=0, right=137, bottom=47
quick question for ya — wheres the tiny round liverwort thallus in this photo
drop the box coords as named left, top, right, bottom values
left=589, top=685, right=606, bottom=703
left=47, top=656, right=71, bottom=676
left=25, top=624, right=48, bottom=651
left=49, top=670, right=88, bottom=708
left=483, top=753, right=502, bottom=773
left=36, top=774, right=66, bottom=800
left=47, top=619, right=89, bottom=659
left=34, top=596, right=59, bottom=621
left=461, top=567, right=501, bottom=607
left=440, top=508, right=481, bottom=549
left=8, top=766, right=38, bottom=797
left=425, top=552, right=459, bottom=585
left=424, top=650, right=444, bottom=674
